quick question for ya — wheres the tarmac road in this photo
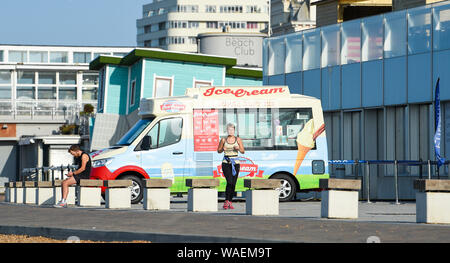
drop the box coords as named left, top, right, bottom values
left=0, top=198, right=449, bottom=243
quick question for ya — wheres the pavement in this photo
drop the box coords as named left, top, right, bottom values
left=1, top=196, right=450, bottom=243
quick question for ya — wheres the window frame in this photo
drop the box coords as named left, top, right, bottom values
left=153, top=75, right=174, bottom=98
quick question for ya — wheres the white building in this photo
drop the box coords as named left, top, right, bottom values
left=136, top=0, right=270, bottom=53
left=0, top=44, right=133, bottom=187
left=0, top=45, right=133, bottom=119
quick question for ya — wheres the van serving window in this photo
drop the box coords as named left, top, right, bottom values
left=217, top=108, right=314, bottom=151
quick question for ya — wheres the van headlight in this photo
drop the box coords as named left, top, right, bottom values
left=92, top=158, right=112, bottom=168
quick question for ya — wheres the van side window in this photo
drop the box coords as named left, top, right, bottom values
left=218, top=108, right=314, bottom=151
left=144, top=117, right=183, bottom=149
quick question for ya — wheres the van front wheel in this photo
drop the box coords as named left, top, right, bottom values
left=121, top=175, right=144, bottom=204
left=271, top=174, right=297, bottom=202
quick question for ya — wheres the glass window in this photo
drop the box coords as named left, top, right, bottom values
left=9, top=51, right=27, bottom=63
left=130, top=80, right=136, bottom=106
left=143, top=117, right=183, bottom=149
left=341, top=20, right=361, bottom=65
left=157, top=118, right=183, bottom=148
left=59, top=72, right=76, bottom=85
left=17, top=86, right=35, bottom=100
left=0, top=86, right=11, bottom=99
left=116, top=119, right=153, bottom=146
left=321, top=24, right=340, bottom=67
left=303, top=29, right=321, bottom=70
left=73, top=52, right=92, bottom=63
left=194, top=80, right=212, bottom=88
left=17, top=71, right=35, bottom=84
left=0, top=51, right=3, bottom=62
left=82, top=87, right=97, bottom=100
left=94, top=53, right=110, bottom=59
left=29, top=51, right=48, bottom=63
left=113, top=52, right=128, bottom=57
left=38, top=72, right=56, bottom=85
left=285, top=33, right=303, bottom=73
left=83, top=73, right=98, bottom=85
left=218, top=108, right=313, bottom=151
left=384, top=11, right=407, bottom=58
left=154, top=77, right=172, bottom=98
left=58, top=86, right=76, bottom=100
left=0, top=70, right=11, bottom=84
left=38, top=86, right=56, bottom=99
left=433, top=2, right=450, bottom=51
left=362, top=16, right=383, bottom=61
left=50, top=52, right=68, bottom=63
left=268, top=37, right=285, bottom=75
left=408, top=5, right=432, bottom=54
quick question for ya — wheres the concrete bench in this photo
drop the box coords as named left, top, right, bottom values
left=13, top=182, right=24, bottom=204
left=4, top=182, right=14, bottom=203
left=143, top=179, right=172, bottom=210
left=414, top=179, right=450, bottom=224
left=77, top=179, right=103, bottom=207
left=186, top=179, right=219, bottom=212
left=244, top=179, right=281, bottom=216
left=319, top=178, right=361, bottom=219
left=52, top=180, right=76, bottom=205
left=104, top=180, right=132, bottom=209
left=23, top=181, right=37, bottom=204
left=35, top=181, right=54, bottom=205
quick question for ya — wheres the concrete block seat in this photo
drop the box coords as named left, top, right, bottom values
left=35, top=181, right=54, bottom=205
left=77, top=179, right=103, bottom=207
left=52, top=180, right=76, bottom=205
left=414, top=179, right=450, bottom=224
left=186, top=179, right=219, bottom=212
left=13, top=182, right=24, bottom=204
left=104, top=180, right=132, bottom=209
left=3, top=182, right=14, bottom=203
left=143, top=179, right=173, bottom=210
left=23, top=181, right=37, bottom=204
left=319, top=178, right=361, bottom=219
left=244, top=179, right=281, bottom=216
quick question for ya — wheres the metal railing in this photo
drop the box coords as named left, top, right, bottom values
left=329, top=159, right=450, bottom=204
left=20, top=164, right=79, bottom=182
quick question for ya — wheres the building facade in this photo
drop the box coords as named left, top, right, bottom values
left=263, top=1, right=450, bottom=200
left=89, top=48, right=262, bottom=151
left=0, top=45, right=133, bottom=188
left=136, top=0, right=270, bottom=53
left=269, top=0, right=316, bottom=37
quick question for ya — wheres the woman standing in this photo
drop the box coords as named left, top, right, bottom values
left=217, top=123, right=245, bottom=209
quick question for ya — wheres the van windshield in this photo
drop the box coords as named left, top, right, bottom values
left=115, top=118, right=154, bottom=146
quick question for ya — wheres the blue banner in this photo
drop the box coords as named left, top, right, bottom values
left=434, top=78, right=445, bottom=168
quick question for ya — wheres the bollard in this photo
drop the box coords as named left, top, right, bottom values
left=394, top=160, right=400, bottom=205
left=365, top=162, right=371, bottom=203
left=428, top=160, right=431, bottom=179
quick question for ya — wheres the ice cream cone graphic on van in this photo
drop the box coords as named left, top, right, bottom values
left=293, top=120, right=325, bottom=176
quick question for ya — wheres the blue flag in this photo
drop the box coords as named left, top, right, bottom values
left=434, top=78, right=445, bottom=168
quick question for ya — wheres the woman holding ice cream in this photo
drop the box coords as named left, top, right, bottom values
left=217, top=123, right=245, bottom=210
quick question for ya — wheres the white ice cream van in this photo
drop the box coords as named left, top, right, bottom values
left=90, top=86, right=329, bottom=203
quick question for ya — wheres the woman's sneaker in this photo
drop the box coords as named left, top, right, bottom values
left=228, top=201, right=235, bottom=209
left=54, top=200, right=67, bottom=208
left=223, top=200, right=229, bottom=210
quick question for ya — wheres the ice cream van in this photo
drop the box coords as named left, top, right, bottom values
left=90, top=86, right=329, bottom=203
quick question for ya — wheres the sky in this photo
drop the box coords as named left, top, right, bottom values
left=0, top=0, right=151, bottom=46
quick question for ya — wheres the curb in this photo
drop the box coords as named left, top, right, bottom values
left=0, top=225, right=285, bottom=243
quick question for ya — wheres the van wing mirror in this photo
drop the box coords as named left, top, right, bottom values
left=141, top=135, right=152, bottom=151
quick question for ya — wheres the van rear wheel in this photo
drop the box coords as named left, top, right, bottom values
left=271, top=174, right=297, bottom=202
left=120, top=175, right=144, bottom=204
